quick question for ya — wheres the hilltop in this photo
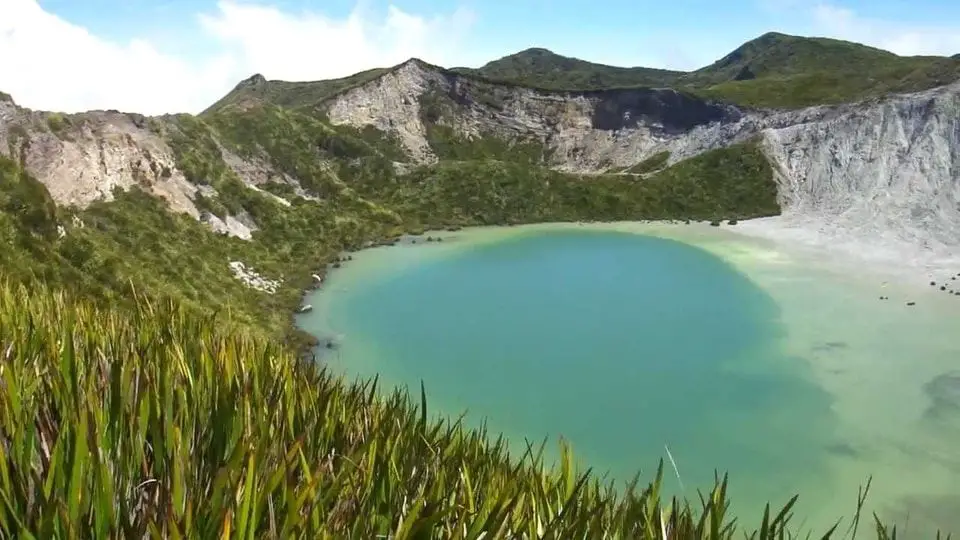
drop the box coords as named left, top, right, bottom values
left=209, top=31, right=960, bottom=113
left=466, top=32, right=960, bottom=108
left=450, top=47, right=685, bottom=89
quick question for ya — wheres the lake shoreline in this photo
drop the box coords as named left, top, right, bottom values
left=731, top=214, right=960, bottom=287
left=299, top=215, right=960, bottom=357
left=298, top=220, right=960, bottom=535
left=297, top=215, right=960, bottom=354
left=291, top=212, right=960, bottom=357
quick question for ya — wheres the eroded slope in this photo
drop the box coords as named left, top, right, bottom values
left=311, top=60, right=960, bottom=255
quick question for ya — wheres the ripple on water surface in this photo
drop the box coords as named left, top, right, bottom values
left=297, top=224, right=960, bottom=536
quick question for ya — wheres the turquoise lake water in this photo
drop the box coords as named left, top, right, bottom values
left=297, top=223, right=960, bottom=535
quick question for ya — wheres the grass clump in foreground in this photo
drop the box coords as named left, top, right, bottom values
left=0, top=282, right=918, bottom=538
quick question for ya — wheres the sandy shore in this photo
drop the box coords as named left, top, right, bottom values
left=731, top=214, right=960, bottom=284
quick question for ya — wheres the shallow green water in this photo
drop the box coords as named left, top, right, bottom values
left=297, top=224, right=960, bottom=535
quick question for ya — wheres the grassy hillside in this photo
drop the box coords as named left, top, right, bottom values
left=623, top=151, right=671, bottom=174
left=686, top=32, right=960, bottom=108
left=202, top=67, right=392, bottom=115
left=452, top=47, right=684, bottom=90
left=465, top=33, right=960, bottom=109
left=358, top=143, right=777, bottom=227
left=684, top=32, right=912, bottom=85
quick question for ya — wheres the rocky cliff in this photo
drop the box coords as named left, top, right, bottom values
left=320, top=59, right=750, bottom=170
left=757, top=84, right=960, bottom=256
left=0, top=96, right=275, bottom=239
left=0, top=97, right=193, bottom=212
left=2, top=58, right=959, bottom=257
left=314, top=60, right=960, bottom=255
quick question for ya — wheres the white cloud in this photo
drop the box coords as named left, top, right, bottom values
left=0, top=0, right=234, bottom=114
left=808, top=2, right=960, bottom=57
left=0, top=0, right=476, bottom=115
left=197, top=1, right=475, bottom=83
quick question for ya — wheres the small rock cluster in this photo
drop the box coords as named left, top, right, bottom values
left=228, top=261, right=282, bottom=294
left=930, top=273, right=960, bottom=296
left=56, top=216, right=86, bottom=240
left=330, top=254, right=354, bottom=269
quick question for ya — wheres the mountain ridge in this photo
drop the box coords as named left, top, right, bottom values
left=205, top=31, right=960, bottom=116
left=7, top=31, right=958, bottom=119
left=1, top=29, right=959, bottom=344
left=450, top=47, right=686, bottom=90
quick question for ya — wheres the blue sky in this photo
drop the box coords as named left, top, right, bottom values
left=38, top=0, right=960, bottom=67
left=2, top=0, right=959, bottom=114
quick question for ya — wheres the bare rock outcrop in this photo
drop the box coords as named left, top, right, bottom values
left=318, top=65, right=960, bottom=251
left=0, top=102, right=200, bottom=216
left=3, top=62, right=960, bottom=255
left=753, top=83, right=960, bottom=257
left=0, top=100, right=278, bottom=240
left=324, top=60, right=443, bottom=164
left=320, top=60, right=747, bottom=171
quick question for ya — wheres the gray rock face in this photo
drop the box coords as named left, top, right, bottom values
left=321, top=64, right=960, bottom=250
left=321, top=60, right=749, bottom=171
left=757, top=84, right=960, bottom=252
left=2, top=64, right=959, bottom=254
left=0, top=101, right=278, bottom=240
left=0, top=101, right=199, bottom=216
left=585, top=87, right=740, bottom=132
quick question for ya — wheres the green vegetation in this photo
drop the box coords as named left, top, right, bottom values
left=625, top=151, right=671, bottom=174
left=450, top=32, right=960, bottom=109
left=201, top=32, right=960, bottom=120
left=0, top=153, right=386, bottom=350
left=684, top=33, right=960, bottom=108
left=360, top=142, right=777, bottom=229
left=691, top=32, right=960, bottom=108
left=0, top=157, right=59, bottom=241
left=166, top=114, right=230, bottom=186
left=683, top=32, right=930, bottom=85
left=203, top=67, right=392, bottom=115
left=0, top=282, right=902, bottom=538
left=45, top=112, right=71, bottom=136
left=258, top=180, right=300, bottom=199
left=0, top=168, right=265, bottom=330
left=205, top=104, right=399, bottom=198
left=452, top=47, right=684, bottom=90
left=424, top=125, right=549, bottom=165
left=417, top=89, right=551, bottom=165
